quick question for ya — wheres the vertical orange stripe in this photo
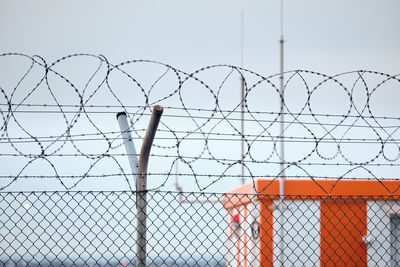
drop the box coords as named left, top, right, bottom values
left=259, top=200, right=273, bottom=267
left=236, top=207, right=241, bottom=267
left=320, top=200, right=367, bottom=267
left=244, top=205, right=248, bottom=267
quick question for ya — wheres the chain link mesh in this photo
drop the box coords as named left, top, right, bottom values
left=1, top=191, right=399, bottom=266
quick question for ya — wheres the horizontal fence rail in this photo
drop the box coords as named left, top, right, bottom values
left=0, top=191, right=400, bottom=266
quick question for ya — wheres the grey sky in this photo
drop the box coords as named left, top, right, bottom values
left=1, top=0, right=399, bottom=74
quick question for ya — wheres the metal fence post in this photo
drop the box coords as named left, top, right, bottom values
left=136, top=105, right=164, bottom=267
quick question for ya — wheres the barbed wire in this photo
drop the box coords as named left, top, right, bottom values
left=1, top=53, right=400, bottom=193
left=4, top=102, right=400, bottom=121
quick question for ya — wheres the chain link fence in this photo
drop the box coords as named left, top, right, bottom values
left=1, top=190, right=399, bottom=266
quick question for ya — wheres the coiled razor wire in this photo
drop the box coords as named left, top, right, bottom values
left=0, top=53, right=400, bottom=193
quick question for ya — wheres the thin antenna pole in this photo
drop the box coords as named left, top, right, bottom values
left=280, top=0, right=284, bottom=40
left=279, top=0, right=286, bottom=266
left=279, top=0, right=285, bottom=198
left=240, top=10, right=245, bottom=185
left=241, top=11, right=244, bottom=68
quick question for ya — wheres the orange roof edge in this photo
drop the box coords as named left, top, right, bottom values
left=224, top=179, right=400, bottom=209
left=224, top=182, right=254, bottom=210
left=225, top=182, right=254, bottom=195
left=283, top=179, right=400, bottom=196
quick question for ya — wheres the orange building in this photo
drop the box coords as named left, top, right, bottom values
left=224, top=179, right=400, bottom=267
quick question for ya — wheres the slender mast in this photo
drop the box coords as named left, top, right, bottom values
left=279, top=0, right=285, bottom=200
left=279, top=0, right=286, bottom=265
left=241, top=10, right=245, bottom=185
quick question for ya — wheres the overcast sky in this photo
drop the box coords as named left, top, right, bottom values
left=1, top=0, right=399, bottom=74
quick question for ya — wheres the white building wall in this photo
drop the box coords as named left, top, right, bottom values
left=225, top=201, right=262, bottom=267
left=225, top=208, right=237, bottom=267
left=246, top=200, right=261, bottom=267
left=366, top=200, right=393, bottom=267
left=273, top=200, right=320, bottom=267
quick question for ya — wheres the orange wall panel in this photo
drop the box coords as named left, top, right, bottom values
left=259, top=200, right=273, bottom=267
left=320, top=200, right=367, bottom=267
